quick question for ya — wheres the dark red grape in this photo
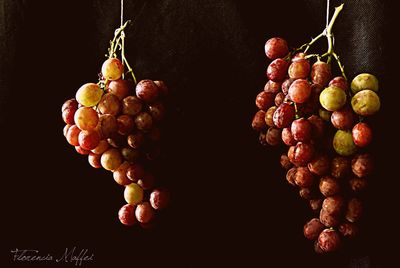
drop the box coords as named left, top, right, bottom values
left=126, top=163, right=145, bottom=182
left=150, top=188, right=170, bottom=210
left=118, top=204, right=136, bottom=226
left=136, top=79, right=159, bottom=103
left=319, top=176, right=340, bottom=197
left=318, top=229, right=341, bottom=252
left=291, top=118, right=312, bottom=142
left=288, top=79, right=311, bottom=103
left=329, top=76, right=348, bottom=91
left=345, top=198, right=363, bottom=223
left=352, top=122, right=372, bottom=147
left=117, top=114, right=134, bottom=135
left=108, top=79, right=132, bottom=100
left=282, top=127, right=296, bottom=146
left=280, top=154, right=293, bottom=169
left=310, top=199, right=323, bottom=211
left=149, top=102, right=166, bottom=122
left=66, top=125, right=81, bottom=146
left=75, top=146, right=90, bottom=155
left=266, top=127, right=282, bottom=146
left=349, top=177, right=367, bottom=193
left=303, top=218, right=325, bottom=240
left=299, top=187, right=314, bottom=199
left=88, top=152, right=101, bottom=168
left=331, top=156, right=351, bottom=179
left=308, top=154, right=330, bottom=176
left=294, top=166, right=314, bottom=187
left=135, top=202, right=154, bottom=223
left=78, top=130, right=101, bottom=150
left=127, top=132, right=145, bottom=149
left=267, top=58, right=289, bottom=82
left=320, top=208, right=341, bottom=227
left=264, top=37, right=289, bottom=59
left=274, top=92, right=285, bottom=106
left=331, top=107, right=355, bottom=130
left=122, top=96, right=143, bottom=116
left=307, top=115, right=326, bottom=139
left=338, top=222, right=359, bottom=238
left=154, top=80, right=169, bottom=96
left=351, top=153, right=373, bottom=178
left=264, top=80, right=282, bottom=94
left=281, top=78, right=293, bottom=95
left=288, top=58, right=310, bottom=79
left=252, top=110, right=267, bottom=131
left=322, top=196, right=345, bottom=215
left=292, top=142, right=314, bottom=166
left=255, top=91, right=275, bottom=110
left=273, top=102, right=295, bottom=128
left=311, top=61, right=331, bottom=86
left=135, top=112, right=153, bottom=132
left=286, top=167, right=297, bottom=186
left=137, top=173, right=155, bottom=190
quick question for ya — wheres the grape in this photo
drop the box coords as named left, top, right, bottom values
left=308, top=154, right=330, bottom=176
left=329, top=76, right=348, bottom=91
left=113, top=161, right=132, bottom=186
left=266, top=58, right=289, bottom=82
left=264, top=37, right=289, bottom=59
left=136, top=79, right=159, bottom=103
left=281, top=78, right=293, bottom=95
left=322, top=196, right=344, bottom=215
left=309, top=199, right=322, bottom=211
left=351, top=89, right=380, bottom=116
left=252, top=110, right=267, bottom=131
left=266, top=127, right=281, bottom=146
left=311, top=61, right=331, bottom=86
left=319, top=208, right=341, bottom=227
left=318, top=229, right=341, bottom=252
left=273, top=103, right=295, bottom=128
left=63, top=124, right=72, bottom=137
left=264, top=80, right=282, bottom=94
left=314, top=240, right=324, bottom=254
left=299, top=187, right=313, bottom=199
left=97, top=114, right=118, bottom=138
left=62, top=99, right=78, bottom=124
left=255, top=91, right=275, bottom=110
left=258, top=132, right=268, bottom=146
left=351, top=73, right=379, bottom=94
left=78, top=130, right=101, bottom=150
left=91, top=139, right=109, bottom=155
left=107, top=133, right=127, bottom=148
left=352, top=122, right=372, bottom=147
left=292, top=142, right=314, bottom=166
left=98, top=93, right=121, bottom=116
left=101, top=58, right=124, bottom=81
left=345, top=198, right=363, bottom=223
left=75, top=146, right=90, bottom=155
left=122, top=95, right=143, bottom=116
left=264, top=106, right=277, bottom=127
left=126, top=163, right=145, bottom=182
left=154, top=80, right=169, bottom=96
left=331, top=156, right=351, bottom=179
left=121, top=147, right=141, bottom=163
left=338, top=222, right=359, bottom=238
left=280, top=154, right=293, bottom=169
left=74, top=107, right=99, bottom=131
left=118, top=204, right=136, bottom=226
left=319, top=176, right=340, bottom=197
left=294, top=166, right=314, bottom=187
left=137, top=173, right=155, bottom=190
left=66, top=125, right=81, bottom=146
left=330, top=107, right=355, bottom=130
left=124, top=183, right=144, bottom=205
left=274, top=92, right=285, bottom=106
left=318, top=109, right=331, bottom=122
left=150, top=189, right=170, bottom=210
left=108, top=79, right=131, bottom=100
left=88, top=153, right=101, bottom=168
left=75, top=83, right=103, bottom=107
left=307, top=115, right=326, bottom=139
left=135, top=112, right=153, bottom=132
left=286, top=167, right=297, bottom=186
left=291, top=118, right=312, bottom=142
left=149, top=102, right=166, bottom=122
left=288, top=58, right=310, bottom=80
left=62, top=109, right=76, bottom=125
left=135, top=202, right=154, bottom=223
left=333, top=130, right=357, bottom=156
left=349, top=177, right=367, bottom=193
left=100, top=148, right=123, bottom=171
left=319, top=86, right=347, bottom=111
left=282, top=127, right=296, bottom=146
left=351, top=153, right=373, bottom=178
left=127, top=132, right=145, bottom=149
left=288, top=79, right=311, bottom=103
left=117, top=114, right=134, bottom=135
left=303, top=218, right=325, bottom=240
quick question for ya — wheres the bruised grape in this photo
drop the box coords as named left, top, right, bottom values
left=318, top=229, right=341, bottom=252
left=294, top=166, right=314, bottom=187
left=255, top=91, right=275, bottom=110
left=273, top=103, right=295, bottom=128
left=351, top=153, right=373, bottom=178
left=267, top=58, right=289, bottom=82
left=319, top=176, right=340, bottom=197
left=303, top=218, right=325, bottom=240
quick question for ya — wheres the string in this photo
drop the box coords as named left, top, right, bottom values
left=326, top=0, right=330, bottom=30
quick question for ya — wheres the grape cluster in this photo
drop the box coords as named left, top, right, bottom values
left=252, top=36, right=380, bottom=253
left=61, top=24, right=170, bottom=227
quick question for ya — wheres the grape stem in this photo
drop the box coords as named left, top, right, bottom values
left=107, top=20, right=138, bottom=85
left=299, top=3, right=347, bottom=80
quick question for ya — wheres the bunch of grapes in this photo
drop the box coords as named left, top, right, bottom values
left=252, top=4, right=380, bottom=253
left=61, top=22, right=170, bottom=227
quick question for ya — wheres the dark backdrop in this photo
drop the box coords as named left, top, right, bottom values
left=0, top=0, right=397, bottom=267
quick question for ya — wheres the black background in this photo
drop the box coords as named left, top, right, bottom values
left=1, top=0, right=398, bottom=267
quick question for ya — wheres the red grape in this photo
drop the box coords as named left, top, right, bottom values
left=286, top=167, right=297, bottom=186
left=338, top=222, right=359, bottom=238
left=264, top=80, right=282, bottom=94
left=117, top=114, right=134, bottom=135
left=137, top=173, right=155, bottom=190
left=331, top=156, right=351, bottom=179
left=135, top=202, right=154, bottom=223
left=311, top=61, right=331, bottom=86
left=318, top=229, right=341, bottom=252
left=294, top=166, right=314, bottom=187
left=75, top=146, right=90, bottom=155
left=255, top=91, right=275, bottom=110
left=292, top=142, right=314, bottom=166
left=349, top=177, right=367, bottom=193
left=88, top=153, right=101, bottom=168
left=66, top=125, right=81, bottom=146
left=135, top=112, right=153, bottom=132
left=266, top=127, right=282, bottom=146
left=322, top=196, right=345, bottom=215
left=273, top=103, right=295, bottom=128
left=280, top=154, right=293, bottom=169
left=352, top=122, right=372, bottom=147
left=101, top=148, right=123, bottom=171
left=98, top=92, right=121, bottom=116
left=304, top=218, right=325, bottom=240
left=252, top=110, right=267, bottom=131
left=113, top=161, right=132, bottom=186
left=97, top=114, right=118, bottom=138
left=150, top=189, right=170, bottom=210
left=149, top=102, right=166, bottom=122
left=319, top=176, right=340, bottom=197
left=351, top=153, right=373, bottom=178
left=264, top=37, right=289, bottom=59
left=288, top=79, right=311, bottom=103
left=74, top=107, right=99, bottom=131
left=78, top=130, right=101, bottom=150
left=118, top=204, right=136, bottom=226
left=126, top=163, right=145, bottom=182
left=330, top=107, right=355, bottom=130
left=329, top=76, right=348, bottom=91
left=288, top=58, right=310, bottom=79
left=282, top=127, right=296, bottom=146
left=308, top=154, right=330, bottom=176
left=345, top=198, right=363, bottom=223
left=108, top=79, right=131, bottom=100
left=136, top=79, right=159, bottom=103
left=274, top=92, right=285, bottom=106
left=281, top=78, right=293, bottom=95
left=122, top=96, right=143, bottom=116
left=127, top=132, right=145, bottom=149
left=291, top=118, right=312, bottom=142
left=266, top=58, right=289, bottom=82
